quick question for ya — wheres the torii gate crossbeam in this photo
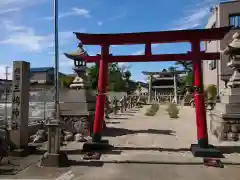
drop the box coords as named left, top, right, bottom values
left=75, top=27, right=231, bottom=158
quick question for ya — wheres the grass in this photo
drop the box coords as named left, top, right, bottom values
left=145, top=104, right=159, bottom=116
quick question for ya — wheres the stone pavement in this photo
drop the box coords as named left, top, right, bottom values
left=7, top=105, right=240, bottom=179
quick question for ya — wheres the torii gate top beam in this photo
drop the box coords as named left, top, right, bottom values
left=74, top=27, right=231, bottom=45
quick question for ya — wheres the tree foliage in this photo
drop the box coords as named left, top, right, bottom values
left=59, top=76, right=74, bottom=88
left=175, top=61, right=192, bottom=72
left=167, top=66, right=175, bottom=72
left=166, top=61, right=194, bottom=95
left=87, top=63, right=135, bottom=92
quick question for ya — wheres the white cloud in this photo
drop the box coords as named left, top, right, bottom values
left=108, top=12, right=127, bottom=21
left=0, top=20, right=80, bottom=52
left=132, top=0, right=224, bottom=54
left=42, top=7, right=92, bottom=20
left=171, top=7, right=209, bottom=30
left=0, top=7, right=21, bottom=14
left=97, top=21, right=103, bottom=26
left=131, top=50, right=144, bottom=55
left=1, top=29, right=46, bottom=51
left=131, top=44, right=159, bottom=55
left=0, top=0, right=48, bottom=11
left=1, top=20, right=28, bottom=31
left=169, top=0, right=226, bottom=30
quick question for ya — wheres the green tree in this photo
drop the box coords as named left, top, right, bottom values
left=174, top=60, right=193, bottom=94
left=87, top=63, right=131, bottom=92
left=87, top=63, right=99, bottom=89
left=175, top=61, right=192, bottom=72
left=168, top=66, right=176, bottom=72
left=59, top=76, right=74, bottom=88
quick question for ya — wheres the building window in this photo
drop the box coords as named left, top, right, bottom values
left=208, top=60, right=216, bottom=70
left=229, top=14, right=240, bottom=28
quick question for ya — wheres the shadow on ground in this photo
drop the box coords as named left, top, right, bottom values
left=0, top=155, right=41, bottom=176
left=216, top=146, right=240, bottom=154
left=112, top=145, right=240, bottom=155
left=117, top=113, right=135, bottom=116
left=103, top=127, right=176, bottom=137
left=67, top=159, right=240, bottom=167
left=106, top=121, right=121, bottom=124
left=32, top=148, right=122, bottom=156
left=113, top=146, right=189, bottom=152
left=110, top=117, right=129, bottom=120
left=69, top=160, right=104, bottom=167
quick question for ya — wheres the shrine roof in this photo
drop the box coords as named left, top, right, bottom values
left=64, top=52, right=86, bottom=61
left=74, top=27, right=231, bottom=45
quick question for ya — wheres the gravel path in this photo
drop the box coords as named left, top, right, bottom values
left=12, top=105, right=240, bottom=180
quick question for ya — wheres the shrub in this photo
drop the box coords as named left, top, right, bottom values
left=166, top=103, right=179, bottom=118
left=206, top=84, right=217, bottom=99
left=145, top=104, right=159, bottom=116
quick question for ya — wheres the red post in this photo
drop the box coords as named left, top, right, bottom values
left=191, top=40, right=209, bottom=148
left=92, top=45, right=109, bottom=142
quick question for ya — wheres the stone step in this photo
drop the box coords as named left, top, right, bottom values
left=220, top=88, right=240, bottom=96
left=210, top=108, right=240, bottom=119
left=215, top=103, right=240, bottom=115
left=221, top=94, right=240, bottom=104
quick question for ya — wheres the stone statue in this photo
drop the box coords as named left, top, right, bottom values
left=112, top=96, right=118, bottom=115
left=104, top=96, right=111, bottom=119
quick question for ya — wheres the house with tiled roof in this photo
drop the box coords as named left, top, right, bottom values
left=0, top=67, right=67, bottom=98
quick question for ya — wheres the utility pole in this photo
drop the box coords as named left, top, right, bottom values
left=4, top=66, right=10, bottom=127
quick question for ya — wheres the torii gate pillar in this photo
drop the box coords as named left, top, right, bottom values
left=190, top=40, right=222, bottom=158
left=148, top=74, right=153, bottom=104
left=83, top=45, right=110, bottom=151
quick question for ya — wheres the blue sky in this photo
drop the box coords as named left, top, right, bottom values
left=0, top=0, right=229, bottom=81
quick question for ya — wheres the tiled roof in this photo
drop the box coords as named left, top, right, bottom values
left=30, top=67, right=54, bottom=72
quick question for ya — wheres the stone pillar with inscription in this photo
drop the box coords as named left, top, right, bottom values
left=9, top=61, right=30, bottom=155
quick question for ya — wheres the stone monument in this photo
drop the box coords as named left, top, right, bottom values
left=9, top=61, right=30, bottom=155
left=210, top=32, right=240, bottom=141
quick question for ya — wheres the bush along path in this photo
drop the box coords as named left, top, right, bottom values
left=145, top=104, right=159, bottom=116
left=166, top=103, right=179, bottom=118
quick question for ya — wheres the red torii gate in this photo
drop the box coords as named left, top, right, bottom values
left=75, top=27, right=230, bottom=157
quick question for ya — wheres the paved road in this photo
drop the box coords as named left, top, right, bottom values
left=11, top=105, right=240, bottom=180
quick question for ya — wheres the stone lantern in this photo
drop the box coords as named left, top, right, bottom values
left=210, top=32, right=240, bottom=141
left=224, top=32, right=240, bottom=88
left=62, top=44, right=97, bottom=142
left=64, top=43, right=88, bottom=89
